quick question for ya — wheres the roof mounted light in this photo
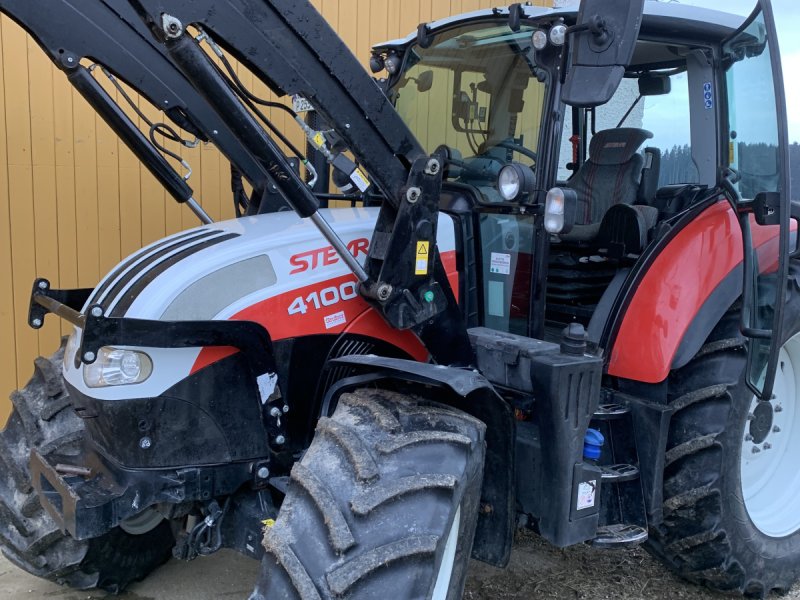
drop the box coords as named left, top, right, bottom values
left=369, top=53, right=385, bottom=74
left=384, top=52, right=402, bottom=75
left=532, top=30, right=548, bottom=51
left=549, top=23, right=567, bottom=46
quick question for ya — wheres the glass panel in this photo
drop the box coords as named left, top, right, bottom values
left=724, top=7, right=782, bottom=394
left=479, top=213, right=535, bottom=334
left=726, top=14, right=780, bottom=199
left=558, top=70, right=699, bottom=185
left=391, top=23, right=546, bottom=198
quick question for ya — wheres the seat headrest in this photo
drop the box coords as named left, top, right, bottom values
left=588, top=128, right=653, bottom=166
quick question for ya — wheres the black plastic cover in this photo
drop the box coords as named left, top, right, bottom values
left=529, top=350, right=603, bottom=546
left=468, top=327, right=560, bottom=392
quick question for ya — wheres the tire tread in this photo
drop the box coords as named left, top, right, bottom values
left=255, top=388, right=485, bottom=600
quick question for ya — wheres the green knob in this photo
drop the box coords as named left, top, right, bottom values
left=423, top=291, right=435, bottom=303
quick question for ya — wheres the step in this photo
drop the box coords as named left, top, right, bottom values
left=600, top=463, right=640, bottom=483
left=592, top=403, right=630, bottom=420
left=591, top=524, right=648, bottom=549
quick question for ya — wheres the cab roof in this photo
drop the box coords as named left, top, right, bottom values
left=373, top=3, right=747, bottom=52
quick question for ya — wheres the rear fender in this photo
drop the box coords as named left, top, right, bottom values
left=607, top=200, right=783, bottom=382
left=323, top=355, right=515, bottom=568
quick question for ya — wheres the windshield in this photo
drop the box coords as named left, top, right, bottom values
left=389, top=23, right=548, bottom=200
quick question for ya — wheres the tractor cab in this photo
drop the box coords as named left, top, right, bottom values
left=377, top=0, right=791, bottom=400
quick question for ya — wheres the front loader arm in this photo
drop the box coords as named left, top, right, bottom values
left=0, top=0, right=474, bottom=365
left=0, top=0, right=293, bottom=218
left=123, top=0, right=474, bottom=365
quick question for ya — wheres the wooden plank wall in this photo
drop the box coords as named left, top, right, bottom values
left=0, top=0, right=548, bottom=423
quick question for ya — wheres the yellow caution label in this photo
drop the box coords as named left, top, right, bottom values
left=415, top=241, right=429, bottom=275
left=262, top=518, right=276, bottom=529
left=313, top=132, right=326, bottom=148
left=350, top=167, right=370, bottom=192
left=729, top=141, right=735, bottom=161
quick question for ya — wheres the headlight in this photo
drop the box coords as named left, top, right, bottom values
left=83, top=347, right=153, bottom=388
left=497, top=163, right=535, bottom=202
left=545, top=187, right=577, bottom=234
left=498, top=165, right=522, bottom=201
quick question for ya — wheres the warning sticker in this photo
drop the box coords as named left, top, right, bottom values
left=577, top=480, right=597, bottom=511
left=324, top=311, right=347, bottom=330
left=490, top=252, right=511, bottom=275
left=350, top=168, right=370, bottom=192
left=703, top=82, right=714, bottom=110
left=415, top=241, right=430, bottom=275
left=312, top=132, right=326, bottom=149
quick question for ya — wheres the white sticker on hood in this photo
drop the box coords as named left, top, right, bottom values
left=324, top=310, right=347, bottom=330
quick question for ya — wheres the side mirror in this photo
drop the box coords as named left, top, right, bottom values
left=639, top=74, right=671, bottom=97
left=561, top=0, right=644, bottom=108
left=416, top=69, right=434, bottom=92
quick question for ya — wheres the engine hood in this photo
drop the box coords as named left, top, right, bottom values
left=63, top=208, right=457, bottom=401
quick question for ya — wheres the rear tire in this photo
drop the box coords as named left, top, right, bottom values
left=0, top=342, right=174, bottom=592
left=647, top=293, right=800, bottom=596
left=251, top=387, right=486, bottom=600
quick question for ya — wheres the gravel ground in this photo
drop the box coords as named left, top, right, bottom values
left=466, top=529, right=800, bottom=600
left=1, top=528, right=798, bottom=599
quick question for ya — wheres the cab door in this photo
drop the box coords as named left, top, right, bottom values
left=722, top=0, right=791, bottom=399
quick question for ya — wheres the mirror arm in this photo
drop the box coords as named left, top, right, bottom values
left=566, top=15, right=608, bottom=39
left=721, top=166, right=743, bottom=203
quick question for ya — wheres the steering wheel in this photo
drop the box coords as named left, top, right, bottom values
left=493, top=140, right=537, bottom=167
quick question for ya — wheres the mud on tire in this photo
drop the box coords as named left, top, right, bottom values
left=252, top=387, right=486, bottom=600
left=0, top=342, right=174, bottom=592
left=647, top=291, right=800, bottom=596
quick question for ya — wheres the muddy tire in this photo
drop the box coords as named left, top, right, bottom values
left=0, top=343, right=174, bottom=592
left=647, top=292, right=800, bottom=596
left=251, top=388, right=486, bottom=600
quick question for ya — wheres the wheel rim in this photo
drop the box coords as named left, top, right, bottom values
left=741, top=333, right=800, bottom=537
left=119, top=507, right=165, bottom=535
left=431, top=505, right=461, bottom=600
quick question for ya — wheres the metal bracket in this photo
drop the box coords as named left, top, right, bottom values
left=28, top=279, right=277, bottom=377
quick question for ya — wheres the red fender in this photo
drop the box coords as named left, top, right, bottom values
left=608, top=200, right=781, bottom=383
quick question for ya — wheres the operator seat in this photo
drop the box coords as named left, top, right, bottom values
left=560, top=128, right=655, bottom=243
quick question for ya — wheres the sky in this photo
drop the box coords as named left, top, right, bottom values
left=662, top=0, right=800, bottom=142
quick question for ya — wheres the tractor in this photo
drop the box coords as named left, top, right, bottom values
left=0, top=0, right=796, bottom=598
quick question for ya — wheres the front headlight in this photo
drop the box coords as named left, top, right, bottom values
left=497, top=162, right=535, bottom=202
left=498, top=165, right=522, bottom=200
left=83, top=347, right=153, bottom=388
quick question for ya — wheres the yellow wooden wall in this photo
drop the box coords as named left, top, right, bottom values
left=0, top=0, right=548, bottom=423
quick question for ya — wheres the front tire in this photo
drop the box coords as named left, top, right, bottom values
left=251, top=387, right=486, bottom=600
left=647, top=297, right=800, bottom=596
left=0, top=344, right=175, bottom=592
